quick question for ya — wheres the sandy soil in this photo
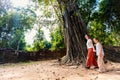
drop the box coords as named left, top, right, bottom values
left=0, top=60, right=120, bottom=80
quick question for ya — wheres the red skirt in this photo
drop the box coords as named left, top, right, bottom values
left=86, top=48, right=98, bottom=67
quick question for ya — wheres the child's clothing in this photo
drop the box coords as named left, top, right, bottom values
left=96, top=42, right=106, bottom=72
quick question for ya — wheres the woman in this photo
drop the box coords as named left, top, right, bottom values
left=93, top=38, right=106, bottom=73
left=85, top=34, right=98, bottom=69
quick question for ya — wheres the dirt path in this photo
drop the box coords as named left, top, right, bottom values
left=0, top=60, right=120, bottom=80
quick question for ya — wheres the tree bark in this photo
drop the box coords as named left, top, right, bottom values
left=57, top=1, right=88, bottom=65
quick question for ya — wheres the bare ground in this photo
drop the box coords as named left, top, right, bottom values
left=0, top=60, right=120, bottom=80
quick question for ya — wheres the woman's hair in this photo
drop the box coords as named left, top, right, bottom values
left=85, top=34, right=90, bottom=38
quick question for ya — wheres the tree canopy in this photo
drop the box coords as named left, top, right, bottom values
left=0, top=0, right=120, bottom=52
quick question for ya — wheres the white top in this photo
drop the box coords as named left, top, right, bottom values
left=96, top=42, right=104, bottom=56
left=86, top=39, right=94, bottom=49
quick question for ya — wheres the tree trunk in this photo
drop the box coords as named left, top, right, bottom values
left=15, top=38, right=21, bottom=56
left=57, top=1, right=88, bottom=65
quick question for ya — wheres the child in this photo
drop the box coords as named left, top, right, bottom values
left=93, top=38, right=106, bottom=73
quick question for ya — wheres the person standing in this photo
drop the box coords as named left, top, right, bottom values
left=93, top=38, right=106, bottom=73
left=85, top=34, right=98, bottom=69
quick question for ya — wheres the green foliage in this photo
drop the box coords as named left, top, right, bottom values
left=1, top=0, right=120, bottom=52
left=0, top=1, right=36, bottom=50
left=50, top=27, right=65, bottom=50
left=88, top=20, right=114, bottom=46
left=77, top=0, right=97, bottom=25
left=89, top=0, right=120, bottom=46
left=74, top=0, right=120, bottom=46
left=32, top=28, right=51, bottom=51
left=31, top=0, right=62, bottom=51
left=37, top=0, right=120, bottom=47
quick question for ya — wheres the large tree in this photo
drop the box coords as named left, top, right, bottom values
left=56, top=0, right=88, bottom=64
left=37, top=0, right=120, bottom=64
left=37, top=0, right=98, bottom=65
